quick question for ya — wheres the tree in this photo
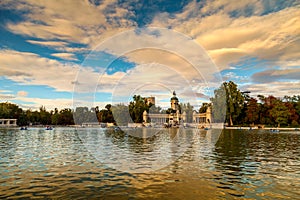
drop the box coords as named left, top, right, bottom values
left=18, top=111, right=28, bottom=126
left=284, top=101, right=299, bottom=126
left=245, top=98, right=259, bottom=125
left=57, top=108, right=74, bottom=125
left=224, top=81, right=245, bottom=126
left=129, top=95, right=150, bottom=123
left=39, top=106, right=51, bottom=125
left=0, top=102, right=23, bottom=120
left=51, top=108, right=59, bottom=125
left=211, top=81, right=245, bottom=125
left=270, top=100, right=291, bottom=127
left=210, top=84, right=227, bottom=123
left=181, top=103, right=194, bottom=123
left=199, top=103, right=210, bottom=113
left=97, top=104, right=114, bottom=123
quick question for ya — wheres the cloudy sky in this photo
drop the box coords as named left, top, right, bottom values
left=0, top=0, right=299, bottom=110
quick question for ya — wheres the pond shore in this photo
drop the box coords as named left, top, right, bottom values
left=224, top=126, right=299, bottom=131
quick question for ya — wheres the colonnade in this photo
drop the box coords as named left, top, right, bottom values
left=0, top=119, right=17, bottom=126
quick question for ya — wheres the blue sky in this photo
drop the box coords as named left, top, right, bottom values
left=0, top=0, right=299, bottom=110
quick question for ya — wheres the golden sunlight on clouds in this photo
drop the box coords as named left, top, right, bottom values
left=151, top=2, right=300, bottom=71
left=1, top=0, right=299, bottom=107
left=0, top=50, right=78, bottom=92
left=5, top=0, right=135, bottom=46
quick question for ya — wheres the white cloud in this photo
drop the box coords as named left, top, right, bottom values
left=75, top=28, right=224, bottom=108
left=251, top=68, right=300, bottom=83
left=9, top=94, right=113, bottom=111
left=243, top=81, right=300, bottom=98
left=0, top=49, right=79, bottom=92
left=4, top=0, right=299, bottom=72
left=17, top=90, right=28, bottom=97
left=1, top=0, right=299, bottom=107
left=51, top=53, right=78, bottom=61
left=15, top=96, right=73, bottom=111
left=0, top=49, right=139, bottom=108
left=27, top=40, right=89, bottom=53
left=108, top=63, right=211, bottom=108
left=200, top=0, right=264, bottom=16
left=4, top=0, right=136, bottom=47
left=86, top=28, right=222, bottom=82
left=0, top=90, right=15, bottom=101
left=26, top=40, right=67, bottom=47
left=150, top=1, right=300, bottom=71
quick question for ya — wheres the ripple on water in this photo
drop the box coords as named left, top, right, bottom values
left=0, top=128, right=299, bottom=199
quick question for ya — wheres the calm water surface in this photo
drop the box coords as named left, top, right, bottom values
left=0, top=127, right=299, bottom=199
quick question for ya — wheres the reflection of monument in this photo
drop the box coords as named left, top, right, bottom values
left=143, top=91, right=211, bottom=128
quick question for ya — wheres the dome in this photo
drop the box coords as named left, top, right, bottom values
left=170, top=91, right=178, bottom=101
left=171, top=96, right=178, bottom=101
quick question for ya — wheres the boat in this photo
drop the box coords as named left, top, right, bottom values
left=45, top=126, right=53, bottom=130
left=269, top=129, right=279, bottom=133
left=114, top=126, right=121, bottom=131
left=20, top=127, right=27, bottom=130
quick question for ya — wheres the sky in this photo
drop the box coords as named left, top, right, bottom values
left=0, top=0, right=299, bottom=111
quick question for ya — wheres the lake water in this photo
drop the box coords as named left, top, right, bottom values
left=0, top=127, right=299, bottom=199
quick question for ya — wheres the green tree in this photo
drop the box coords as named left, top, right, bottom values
left=211, top=81, right=244, bottom=125
left=0, top=102, right=23, bottom=120
left=224, top=81, right=245, bottom=126
left=58, top=108, right=74, bottom=125
left=129, top=95, right=150, bottom=123
left=51, top=108, right=59, bottom=125
left=18, top=111, right=28, bottom=126
left=39, top=106, right=51, bottom=125
left=270, top=100, right=291, bottom=127
left=210, top=84, right=227, bottom=123
left=97, top=104, right=114, bottom=123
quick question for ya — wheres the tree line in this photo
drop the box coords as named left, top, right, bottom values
left=0, top=95, right=164, bottom=126
left=0, top=94, right=195, bottom=126
left=1, top=81, right=299, bottom=127
left=0, top=103, right=75, bottom=126
left=210, top=81, right=300, bottom=127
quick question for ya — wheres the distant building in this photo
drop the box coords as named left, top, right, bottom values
left=170, top=91, right=179, bottom=111
left=0, top=119, right=17, bottom=127
left=169, top=91, right=181, bottom=126
left=143, top=91, right=211, bottom=128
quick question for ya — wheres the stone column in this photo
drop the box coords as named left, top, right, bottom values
left=206, top=106, right=212, bottom=124
left=182, top=111, right=186, bottom=122
left=143, top=110, right=148, bottom=123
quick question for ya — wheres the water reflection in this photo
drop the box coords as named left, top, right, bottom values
left=79, top=127, right=206, bottom=173
left=212, top=129, right=300, bottom=199
left=0, top=128, right=299, bottom=199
